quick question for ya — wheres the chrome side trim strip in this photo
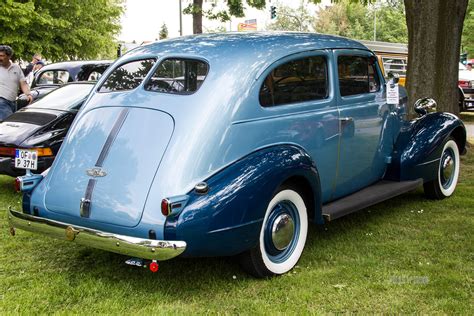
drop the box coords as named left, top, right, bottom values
left=8, top=208, right=186, bottom=261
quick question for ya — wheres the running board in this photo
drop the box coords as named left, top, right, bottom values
left=322, top=179, right=423, bottom=221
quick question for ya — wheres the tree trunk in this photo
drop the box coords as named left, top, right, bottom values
left=404, top=0, right=468, bottom=117
left=193, top=0, right=203, bottom=34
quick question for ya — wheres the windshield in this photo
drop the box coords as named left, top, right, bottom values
left=29, top=84, right=94, bottom=111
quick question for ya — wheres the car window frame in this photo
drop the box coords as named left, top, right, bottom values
left=34, top=69, right=72, bottom=87
left=144, top=57, right=210, bottom=96
left=333, top=49, right=384, bottom=101
left=257, top=50, right=334, bottom=110
left=96, top=58, right=157, bottom=94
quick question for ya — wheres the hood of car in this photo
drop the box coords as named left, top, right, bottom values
left=0, top=109, right=63, bottom=147
left=43, top=106, right=174, bottom=228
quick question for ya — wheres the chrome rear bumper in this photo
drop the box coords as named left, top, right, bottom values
left=7, top=208, right=186, bottom=261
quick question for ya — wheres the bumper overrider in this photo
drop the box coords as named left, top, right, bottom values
left=7, top=208, right=186, bottom=261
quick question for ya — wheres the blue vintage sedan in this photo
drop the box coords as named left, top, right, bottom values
left=8, top=33, right=467, bottom=277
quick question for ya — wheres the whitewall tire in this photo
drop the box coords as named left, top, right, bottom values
left=239, top=186, right=308, bottom=277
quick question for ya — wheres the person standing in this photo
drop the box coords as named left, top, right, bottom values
left=25, top=60, right=45, bottom=87
left=0, top=45, right=33, bottom=120
left=24, top=53, right=42, bottom=76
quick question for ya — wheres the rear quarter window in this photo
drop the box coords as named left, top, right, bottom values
left=98, top=59, right=155, bottom=93
left=144, top=59, right=209, bottom=94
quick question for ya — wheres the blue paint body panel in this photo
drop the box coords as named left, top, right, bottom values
left=23, top=32, right=466, bottom=259
left=385, top=112, right=467, bottom=182
left=164, top=145, right=321, bottom=257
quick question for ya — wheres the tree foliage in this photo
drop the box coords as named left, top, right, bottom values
left=0, top=0, right=124, bottom=61
left=373, top=1, right=407, bottom=43
left=313, top=0, right=407, bottom=43
left=461, top=0, right=474, bottom=57
left=266, top=1, right=313, bottom=32
left=183, top=0, right=266, bottom=34
left=159, top=23, right=169, bottom=40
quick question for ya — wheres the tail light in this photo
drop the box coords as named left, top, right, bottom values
left=0, top=147, right=16, bottom=157
left=14, top=177, right=21, bottom=192
left=459, top=80, right=471, bottom=88
left=161, top=199, right=171, bottom=216
left=0, top=147, right=53, bottom=157
left=161, top=195, right=189, bottom=217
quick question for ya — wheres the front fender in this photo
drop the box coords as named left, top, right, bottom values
left=385, top=112, right=466, bottom=182
left=164, top=145, right=321, bottom=257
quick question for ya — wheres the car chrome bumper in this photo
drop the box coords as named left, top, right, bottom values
left=7, top=208, right=186, bottom=261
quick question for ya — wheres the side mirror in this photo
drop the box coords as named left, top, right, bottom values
left=387, top=72, right=400, bottom=85
left=414, top=98, right=437, bottom=116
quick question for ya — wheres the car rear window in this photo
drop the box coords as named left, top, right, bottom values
left=259, top=56, right=328, bottom=107
left=338, top=55, right=380, bottom=96
left=98, top=59, right=155, bottom=93
left=144, top=58, right=209, bottom=94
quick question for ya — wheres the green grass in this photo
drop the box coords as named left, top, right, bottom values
left=1, top=149, right=473, bottom=314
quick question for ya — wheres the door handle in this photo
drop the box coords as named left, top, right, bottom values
left=339, top=117, right=353, bottom=123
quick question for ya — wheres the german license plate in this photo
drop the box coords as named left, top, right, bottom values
left=15, top=149, right=38, bottom=170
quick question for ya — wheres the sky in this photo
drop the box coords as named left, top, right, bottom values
left=119, top=0, right=331, bottom=43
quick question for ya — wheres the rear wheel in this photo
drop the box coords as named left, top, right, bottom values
left=239, top=186, right=308, bottom=278
left=423, top=138, right=460, bottom=199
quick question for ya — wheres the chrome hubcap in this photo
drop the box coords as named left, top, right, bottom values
left=440, top=151, right=455, bottom=188
left=271, top=213, right=295, bottom=250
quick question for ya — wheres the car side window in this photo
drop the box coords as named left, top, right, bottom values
left=338, top=55, right=380, bottom=97
left=260, top=56, right=328, bottom=107
left=98, top=59, right=155, bottom=93
left=36, top=70, right=71, bottom=85
left=144, top=59, right=209, bottom=94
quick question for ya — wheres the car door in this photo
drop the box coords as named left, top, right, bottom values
left=332, top=49, right=389, bottom=200
left=255, top=51, right=340, bottom=203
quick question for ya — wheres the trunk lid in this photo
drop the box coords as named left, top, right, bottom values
left=0, top=110, right=60, bottom=146
left=44, top=106, right=174, bottom=227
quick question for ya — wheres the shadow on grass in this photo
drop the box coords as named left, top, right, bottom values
left=19, top=189, right=431, bottom=299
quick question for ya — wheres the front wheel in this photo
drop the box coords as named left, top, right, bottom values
left=423, top=138, right=460, bottom=199
left=239, top=186, right=308, bottom=278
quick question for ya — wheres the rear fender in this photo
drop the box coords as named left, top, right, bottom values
left=164, top=144, right=322, bottom=257
left=385, top=112, right=466, bottom=182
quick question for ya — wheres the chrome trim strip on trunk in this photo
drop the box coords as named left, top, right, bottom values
left=80, top=178, right=96, bottom=218
left=7, top=208, right=186, bottom=261
left=96, top=108, right=129, bottom=167
left=82, top=108, right=129, bottom=218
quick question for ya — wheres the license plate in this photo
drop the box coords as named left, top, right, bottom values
left=15, top=149, right=38, bottom=170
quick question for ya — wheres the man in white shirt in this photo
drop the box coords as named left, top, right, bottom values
left=0, top=45, right=33, bottom=120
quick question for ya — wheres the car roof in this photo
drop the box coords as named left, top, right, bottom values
left=39, top=60, right=113, bottom=72
left=126, top=32, right=370, bottom=63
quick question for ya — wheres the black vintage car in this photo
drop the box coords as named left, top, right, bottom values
left=16, top=60, right=111, bottom=109
left=0, top=82, right=95, bottom=176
